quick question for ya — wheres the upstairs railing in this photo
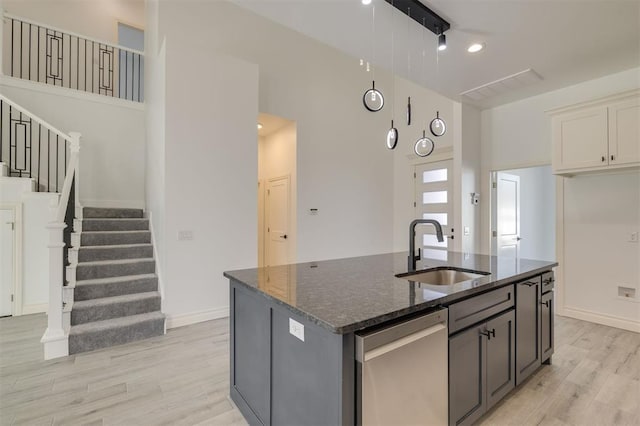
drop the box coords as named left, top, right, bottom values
left=3, top=13, right=144, bottom=102
left=0, top=94, right=69, bottom=192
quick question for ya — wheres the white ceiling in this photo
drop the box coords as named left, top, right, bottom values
left=231, top=0, right=640, bottom=109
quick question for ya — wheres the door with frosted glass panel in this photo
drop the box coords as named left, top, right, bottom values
left=414, top=160, right=453, bottom=262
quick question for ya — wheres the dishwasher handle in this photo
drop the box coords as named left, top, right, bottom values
left=356, top=308, right=448, bottom=362
left=363, top=323, right=446, bottom=362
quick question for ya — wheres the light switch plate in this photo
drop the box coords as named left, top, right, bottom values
left=289, top=318, right=305, bottom=342
left=178, top=230, right=193, bottom=241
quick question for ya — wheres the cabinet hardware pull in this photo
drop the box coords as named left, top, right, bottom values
left=541, top=301, right=550, bottom=308
left=601, top=156, right=606, bottom=162
left=479, top=329, right=496, bottom=340
left=611, top=155, right=615, bottom=161
left=520, top=281, right=536, bottom=287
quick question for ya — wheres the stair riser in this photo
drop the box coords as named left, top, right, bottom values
left=83, top=207, right=143, bottom=219
left=76, top=260, right=155, bottom=280
left=81, top=232, right=151, bottom=246
left=69, top=317, right=164, bottom=354
left=78, top=245, right=153, bottom=262
left=71, top=296, right=161, bottom=325
left=74, top=277, right=158, bottom=301
left=81, top=219, right=149, bottom=232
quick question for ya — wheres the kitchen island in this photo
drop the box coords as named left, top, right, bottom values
left=224, top=252, right=557, bottom=426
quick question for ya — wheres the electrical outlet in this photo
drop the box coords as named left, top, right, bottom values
left=177, top=230, right=193, bottom=241
left=289, top=318, right=305, bottom=342
left=629, top=232, right=638, bottom=243
left=464, top=226, right=470, bottom=236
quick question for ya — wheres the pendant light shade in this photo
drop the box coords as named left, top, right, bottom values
left=438, top=33, right=447, bottom=51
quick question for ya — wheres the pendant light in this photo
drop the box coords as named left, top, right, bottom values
left=386, top=0, right=398, bottom=149
left=362, top=3, right=384, bottom=112
left=414, top=18, right=435, bottom=158
left=406, top=7, right=412, bottom=126
left=429, top=29, right=447, bottom=137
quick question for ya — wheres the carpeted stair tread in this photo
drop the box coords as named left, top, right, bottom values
left=77, top=257, right=154, bottom=267
left=80, top=231, right=151, bottom=246
left=83, top=207, right=144, bottom=218
left=68, top=311, right=165, bottom=354
left=75, top=258, right=155, bottom=280
left=76, top=273, right=157, bottom=285
left=73, top=291, right=160, bottom=309
left=74, top=274, right=158, bottom=302
left=70, top=310, right=165, bottom=334
left=78, top=244, right=153, bottom=262
left=71, top=292, right=161, bottom=325
left=81, top=218, right=149, bottom=231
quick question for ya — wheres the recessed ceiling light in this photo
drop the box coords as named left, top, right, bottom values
left=257, top=123, right=263, bottom=130
left=362, top=0, right=372, bottom=4
left=467, top=43, right=484, bottom=53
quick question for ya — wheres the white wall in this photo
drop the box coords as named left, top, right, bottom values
left=499, top=166, right=555, bottom=261
left=460, top=104, right=482, bottom=254
left=0, top=178, right=57, bottom=314
left=162, top=44, right=259, bottom=325
left=3, top=0, right=145, bottom=44
left=144, top=0, right=166, bottom=299
left=563, top=171, right=639, bottom=326
left=258, top=121, right=297, bottom=266
left=0, top=78, right=146, bottom=208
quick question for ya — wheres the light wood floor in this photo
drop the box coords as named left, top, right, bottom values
left=0, top=314, right=638, bottom=426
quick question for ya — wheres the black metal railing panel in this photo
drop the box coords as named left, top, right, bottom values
left=62, top=175, right=75, bottom=285
left=0, top=98, right=69, bottom=192
left=4, top=14, right=144, bottom=102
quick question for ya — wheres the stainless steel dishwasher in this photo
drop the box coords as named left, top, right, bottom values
left=356, top=308, right=448, bottom=426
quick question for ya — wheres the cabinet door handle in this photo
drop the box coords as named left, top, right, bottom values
left=611, top=155, right=615, bottom=161
left=601, top=156, right=606, bottom=162
left=541, top=300, right=550, bottom=308
left=479, top=328, right=496, bottom=340
left=520, top=281, right=537, bottom=287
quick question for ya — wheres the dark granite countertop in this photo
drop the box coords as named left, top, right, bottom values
left=224, top=252, right=557, bottom=334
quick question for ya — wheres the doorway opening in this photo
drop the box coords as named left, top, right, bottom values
left=257, top=113, right=297, bottom=268
left=491, top=165, right=555, bottom=261
left=0, top=206, right=17, bottom=317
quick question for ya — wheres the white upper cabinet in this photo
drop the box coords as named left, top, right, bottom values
left=609, top=97, right=640, bottom=166
left=550, top=90, right=640, bottom=174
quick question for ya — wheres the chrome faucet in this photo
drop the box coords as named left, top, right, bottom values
left=408, top=219, right=444, bottom=272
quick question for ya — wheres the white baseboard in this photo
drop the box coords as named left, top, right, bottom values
left=165, top=307, right=229, bottom=329
left=561, top=306, right=640, bottom=333
left=22, top=303, right=48, bottom=315
left=80, top=199, right=145, bottom=209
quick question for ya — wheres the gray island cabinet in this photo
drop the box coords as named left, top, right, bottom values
left=224, top=252, right=557, bottom=426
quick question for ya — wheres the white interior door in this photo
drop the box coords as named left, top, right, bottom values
left=0, top=209, right=15, bottom=317
left=496, top=172, right=521, bottom=258
left=414, top=160, right=453, bottom=261
left=266, top=176, right=290, bottom=266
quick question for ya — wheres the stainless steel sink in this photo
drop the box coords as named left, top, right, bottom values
left=397, top=268, right=490, bottom=286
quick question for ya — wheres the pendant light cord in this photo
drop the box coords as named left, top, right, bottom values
left=371, top=4, right=376, bottom=82
left=391, top=0, right=395, bottom=121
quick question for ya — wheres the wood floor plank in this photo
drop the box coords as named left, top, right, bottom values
left=2, top=313, right=638, bottom=426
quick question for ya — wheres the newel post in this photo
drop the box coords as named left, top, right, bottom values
left=41, top=198, right=69, bottom=360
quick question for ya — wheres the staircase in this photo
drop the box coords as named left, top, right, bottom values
left=67, top=207, right=164, bottom=354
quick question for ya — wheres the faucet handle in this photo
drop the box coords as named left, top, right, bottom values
left=414, top=247, right=422, bottom=261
